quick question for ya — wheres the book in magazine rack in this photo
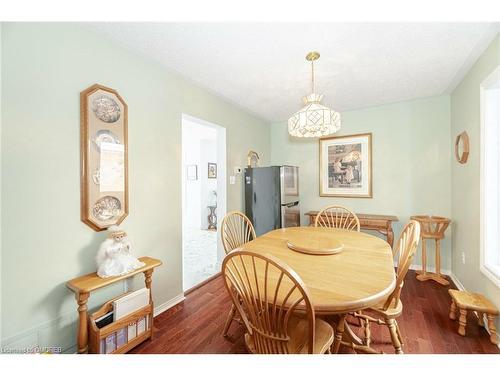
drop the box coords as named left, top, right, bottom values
left=66, top=257, right=162, bottom=354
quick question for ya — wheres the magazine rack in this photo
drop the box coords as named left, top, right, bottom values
left=66, top=256, right=162, bottom=354
left=88, top=293, right=153, bottom=354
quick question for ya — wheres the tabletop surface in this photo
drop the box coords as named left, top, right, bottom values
left=238, top=227, right=396, bottom=314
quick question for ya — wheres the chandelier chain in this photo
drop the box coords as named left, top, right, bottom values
left=311, top=60, right=315, bottom=93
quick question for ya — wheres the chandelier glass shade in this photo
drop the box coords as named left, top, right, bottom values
left=288, top=52, right=341, bottom=138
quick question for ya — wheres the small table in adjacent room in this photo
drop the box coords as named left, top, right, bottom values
left=304, top=211, right=399, bottom=247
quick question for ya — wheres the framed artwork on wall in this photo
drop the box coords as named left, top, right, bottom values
left=187, top=165, right=198, bottom=180
left=208, top=162, right=217, bottom=179
left=81, top=84, right=128, bottom=231
left=319, top=133, right=372, bottom=198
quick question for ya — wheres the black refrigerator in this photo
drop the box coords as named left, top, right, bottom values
left=244, top=166, right=300, bottom=236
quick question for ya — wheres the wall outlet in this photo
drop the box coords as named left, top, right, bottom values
left=461, top=252, right=466, bottom=265
left=229, top=175, right=236, bottom=185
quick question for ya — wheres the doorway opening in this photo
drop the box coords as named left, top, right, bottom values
left=181, top=114, right=226, bottom=292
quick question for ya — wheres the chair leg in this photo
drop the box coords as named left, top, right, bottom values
left=362, top=317, right=372, bottom=346
left=386, top=318, right=403, bottom=354
left=395, top=320, right=403, bottom=345
left=222, top=304, right=236, bottom=337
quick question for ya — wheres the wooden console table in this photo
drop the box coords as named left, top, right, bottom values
left=66, top=256, right=162, bottom=354
left=304, top=211, right=399, bottom=247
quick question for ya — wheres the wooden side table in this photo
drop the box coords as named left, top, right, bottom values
left=448, top=289, right=498, bottom=345
left=410, top=215, right=450, bottom=285
left=66, top=256, right=162, bottom=354
left=304, top=211, right=398, bottom=247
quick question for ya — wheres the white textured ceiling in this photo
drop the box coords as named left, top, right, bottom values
left=86, top=22, right=499, bottom=122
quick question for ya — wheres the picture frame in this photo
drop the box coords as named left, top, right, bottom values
left=187, top=165, right=198, bottom=180
left=208, top=162, right=217, bottom=179
left=319, top=133, right=372, bottom=198
left=81, top=84, right=128, bottom=231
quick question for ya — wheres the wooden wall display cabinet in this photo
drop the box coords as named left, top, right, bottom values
left=81, top=84, right=128, bottom=231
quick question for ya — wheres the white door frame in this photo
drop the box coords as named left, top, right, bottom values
left=181, top=113, right=227, bottom=283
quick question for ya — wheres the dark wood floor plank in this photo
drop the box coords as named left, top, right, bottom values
left=130, top=270, right=499, bottom=354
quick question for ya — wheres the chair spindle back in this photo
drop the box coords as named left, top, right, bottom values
left=221, top=211, right=257, bottom=254
left=314, top=205, right=360, bottom=231
left=222, top=250, right=315, bottom=354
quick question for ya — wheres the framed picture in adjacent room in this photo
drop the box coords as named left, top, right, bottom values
left=186, top=165, right=198, bottom=180
left=208, top=162, right=217, bottom=179
left=319, top=133, right=372, bottom=198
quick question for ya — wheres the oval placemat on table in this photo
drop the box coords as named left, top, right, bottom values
left=286, top=231, right=343, bottom=255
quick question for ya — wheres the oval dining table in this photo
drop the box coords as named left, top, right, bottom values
left=237, top=226, right=397, bottom=353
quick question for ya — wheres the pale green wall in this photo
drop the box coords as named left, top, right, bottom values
left=0, top=23, right=270, bottom=351
left=271, top=95, right=452, bottom=270
left=0, top=22, right=3, bottom=344
left=451, top=35, right=500, bottom=328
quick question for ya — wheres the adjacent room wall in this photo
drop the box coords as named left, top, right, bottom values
left=450, top=34, right=500, bottom=330
left=0, top=23, right=270, bottom=351
left=271, top=95, right=452, bottom=270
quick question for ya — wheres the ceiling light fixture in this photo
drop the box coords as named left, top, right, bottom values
left=288, top=51, right=341, bottom=137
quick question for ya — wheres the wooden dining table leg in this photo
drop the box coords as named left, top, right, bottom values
left=332, top=314, right=346, bottom=353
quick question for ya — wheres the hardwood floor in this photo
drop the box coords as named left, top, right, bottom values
left=131, top=271, right=499, bottom=354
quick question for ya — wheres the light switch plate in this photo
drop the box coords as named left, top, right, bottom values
left=229, top=176, right=236, bottom=185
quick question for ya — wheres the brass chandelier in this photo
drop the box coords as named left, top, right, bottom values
left=288, top=51, right=341, bottom=137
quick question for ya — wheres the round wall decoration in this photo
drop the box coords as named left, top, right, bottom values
left=455, top=131, right=469, bottom=164
left=92, top=95, right=121, bottom=123
left=92, top=129, right=121, bottom=152
left=92, top=196, right=122, bottom=221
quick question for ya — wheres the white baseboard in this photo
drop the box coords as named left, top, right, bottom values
left=154, top=293, right=185, bottom=317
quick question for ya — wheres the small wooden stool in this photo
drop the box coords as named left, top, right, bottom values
left=410, top=215, right=451, bottom=285
left=448, top=289, right=498, bottom=345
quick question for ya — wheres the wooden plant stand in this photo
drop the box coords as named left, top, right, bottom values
left=448, top=289, right=498, bottom=345
left=410, top=215, right=450, bottom=285
left=66, top=256, right=162, bottom=354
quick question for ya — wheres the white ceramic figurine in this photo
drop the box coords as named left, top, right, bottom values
left=96, top=226, right=145, bottom=278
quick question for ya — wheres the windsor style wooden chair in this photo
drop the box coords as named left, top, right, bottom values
left=314, top=205, right=360, bottom=232
left=353, top=220, right=420, bottom=354
left=222, top=250, right=334, bottom=354
left=220, top=211, right=257, bottom=337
